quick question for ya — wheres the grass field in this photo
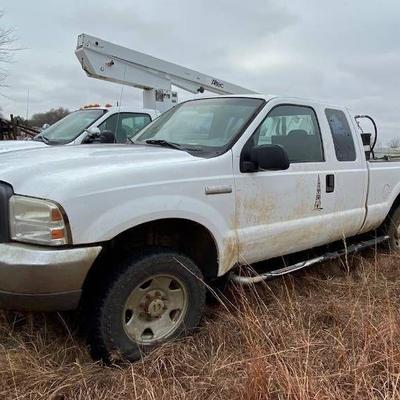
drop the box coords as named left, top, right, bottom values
left=1, top=250, right=400, bottom=399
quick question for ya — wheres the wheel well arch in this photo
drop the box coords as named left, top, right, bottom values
left=81, top=218, right=220, bottom=300
left=380, top=191, right=400, bottom=230
left=389, top=192, right=400, bottom=216
left=384, top=193, right=400, bottom=224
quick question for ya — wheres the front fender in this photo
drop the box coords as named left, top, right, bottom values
left=68, top=194, right=237, bottom=276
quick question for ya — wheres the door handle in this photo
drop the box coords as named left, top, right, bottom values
left=326, top=174, right=335, bottom=193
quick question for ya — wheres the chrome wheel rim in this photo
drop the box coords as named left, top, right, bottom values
left=122, top=274, right=188, bottom=345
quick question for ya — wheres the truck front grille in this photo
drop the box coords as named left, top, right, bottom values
left=0, top=182, right=13, bottom=243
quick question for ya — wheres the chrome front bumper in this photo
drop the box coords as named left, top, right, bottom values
left=0, top=243, right=102, bottom=311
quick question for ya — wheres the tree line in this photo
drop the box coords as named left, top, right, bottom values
left=15, top=107, right=70, bottom=128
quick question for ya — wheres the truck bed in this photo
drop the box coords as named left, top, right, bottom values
left=369, top=157, right=400, bottom=163
left=362, top=160, right=400, bottom=233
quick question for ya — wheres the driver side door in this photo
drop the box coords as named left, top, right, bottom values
left=233, top=101, right=337, bottom=265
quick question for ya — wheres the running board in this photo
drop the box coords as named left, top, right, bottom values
left=229, top=236, right=389, bottom=285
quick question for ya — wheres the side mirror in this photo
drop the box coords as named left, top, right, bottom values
left=86, top=127, right=101, bottom=136
left=82, top=128, right=115, bottom=144
left=95, top=130, right=115, bottom=143
left=242, top=144, right=290, bottom=172
left=82, top=127, right=101, bottom=144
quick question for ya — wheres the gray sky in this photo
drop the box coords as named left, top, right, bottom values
left=1, top=0, right=400, bottom=143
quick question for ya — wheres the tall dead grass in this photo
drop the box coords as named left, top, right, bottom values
left=1, top=250, right=400, bottom=399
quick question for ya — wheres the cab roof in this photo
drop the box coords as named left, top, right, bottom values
left=192, top=94, right=347, bottom=110
left=79, top=106, right=159, bottom=116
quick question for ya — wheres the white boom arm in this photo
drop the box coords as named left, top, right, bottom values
left=75, top=33, right=256, bottom=112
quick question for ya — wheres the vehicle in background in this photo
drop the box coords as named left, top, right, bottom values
left=1, top=94, right=399, bottom=363
left=34, top=106, right=158, bottom=145
left=0, top=106, right=158, bottom=153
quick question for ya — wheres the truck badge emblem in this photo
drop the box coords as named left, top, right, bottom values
left=313, top=175, right=323, bottom=210
left=211, top=79, right=224, bottom=88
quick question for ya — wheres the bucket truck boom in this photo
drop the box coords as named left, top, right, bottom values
left=75, top=33, right=256, bottom=112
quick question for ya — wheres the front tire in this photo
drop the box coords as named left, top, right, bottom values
left=88, top=249, right=206, bottom=362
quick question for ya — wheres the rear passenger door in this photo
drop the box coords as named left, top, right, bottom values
left=322, top=108, right=368, bottom=236
left=233, top=100, right=338, bottom=265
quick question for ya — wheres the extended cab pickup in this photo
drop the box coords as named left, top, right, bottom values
left=0, top=106, right=158, bottom=153
left=0, top=95, right=399, bottom=361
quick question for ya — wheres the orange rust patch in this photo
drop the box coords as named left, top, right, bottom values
left=220, top=235, right=240, bottom=274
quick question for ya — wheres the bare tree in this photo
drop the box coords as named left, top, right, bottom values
left=29, top=107, right=70, bottom=127
left=0, top=11, right=17, bottom=87
left=388, top=137, right=400, bottom=149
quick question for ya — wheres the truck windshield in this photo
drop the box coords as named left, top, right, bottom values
left=132, top=97, right=264, bottom=155
left=35, top=109, right=106, bottom=144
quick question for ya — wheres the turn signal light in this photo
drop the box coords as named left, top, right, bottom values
left=51, top=229, right=65, bottom=240
left=51, top=208, right=63, bottom=222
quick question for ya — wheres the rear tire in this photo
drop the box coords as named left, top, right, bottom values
left=387, top=207, right=400, bottom=252
left=87, top=249, right=206, bottom=363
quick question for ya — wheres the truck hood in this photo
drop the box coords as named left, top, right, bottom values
left=0, top=140, right=46, bottom=154
left=0, top=144, right=201, bottom=197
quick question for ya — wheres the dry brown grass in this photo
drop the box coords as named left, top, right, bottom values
left=1, top=250, right=400, bottom=399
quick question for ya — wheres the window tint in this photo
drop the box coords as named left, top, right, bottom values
left=99, top=113, right=152, bottom=143
left=325, top=109, right=356, bottom=161
left=254, top=105, right=324, bottom=163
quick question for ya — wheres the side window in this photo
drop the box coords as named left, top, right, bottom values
left=254, top=105, right=324, bottom=163
left=98, top=113, right=152, bottom=143
left=98, top=114, right=118, bottom=139
left=121, top=114, right=152, bottom=137
left=325, top=109, right=356, bottom=161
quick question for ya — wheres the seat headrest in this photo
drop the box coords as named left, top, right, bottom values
left=288, top=129, right=308, bottom=137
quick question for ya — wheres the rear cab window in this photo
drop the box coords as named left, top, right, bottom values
left=325, top=109, right=356, bottom=161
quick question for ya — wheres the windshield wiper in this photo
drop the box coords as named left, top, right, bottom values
left=144, top=139, right=204, bottom=152
left=145, top=139, right=185, bottom=150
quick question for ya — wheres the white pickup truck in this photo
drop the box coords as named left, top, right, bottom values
left=0, top=106, right=158, bottom=153
left=0, top=95, right=399, bottom=362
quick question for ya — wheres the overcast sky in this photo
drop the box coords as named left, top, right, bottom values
left=1, top=0, right=399, bottom=143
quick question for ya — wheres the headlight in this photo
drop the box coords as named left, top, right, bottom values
left=9, top=195, right=70, bottom=246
